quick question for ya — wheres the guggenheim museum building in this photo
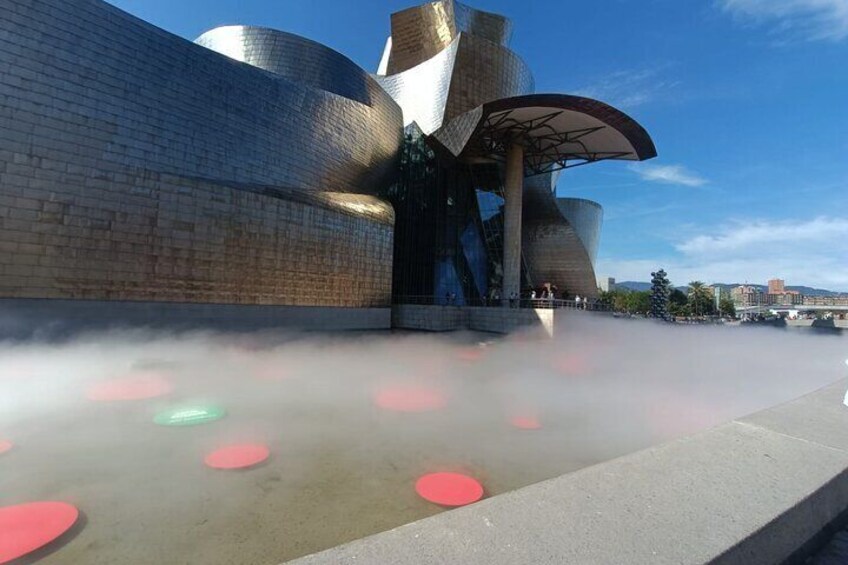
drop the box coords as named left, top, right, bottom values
left=0, top=0, right=656, bottom=330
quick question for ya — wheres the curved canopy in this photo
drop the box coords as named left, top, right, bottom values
left=432, top=93, right=657, bottom=176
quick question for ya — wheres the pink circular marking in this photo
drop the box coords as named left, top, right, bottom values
left=0, top=440, right=12, bottom=455
left=0, top=501, right=79, bottom=563
left=415, top=472, right=484, bottom=507
left=456, top=348, right=483, bottom=362
left=374, top=387, right=447, bottom=413
left=86, top=371, right=173, bottom=401
left=510, top=415, right=543, bottom=430
left=252, top=365, right=290, bottom=381
left=204, top=444, right=270, bottom=470
left=552, top=355, right=589, bottom=376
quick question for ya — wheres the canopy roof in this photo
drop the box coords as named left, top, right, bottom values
left=431, top=94, right=657, bottom=176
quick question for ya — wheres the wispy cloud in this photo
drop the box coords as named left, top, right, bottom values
left=676, top=216, right=848, bottom=255
left=717, top=0, right=848, bottom=42
left=572, top=67, right=680, bottom=109
left=598, top=216, right=848, bottom=290
left=629, top=164, right=708, bottom=187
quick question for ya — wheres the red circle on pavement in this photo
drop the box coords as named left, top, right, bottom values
left=374, top=387, right=447, bottom=413
left=0, top=501, right=79, bottom=563
left=415, top=472, right=484, bottom=507
left=204, top=444, right=270, bottom=470
left=553, top=355, right=589, bottom=376
left=0, top=440, right=13, bottom=455
left=510, top=416, right=542, bottom=430
left=252, top=366, right=290, bottom=381
left=456, top=347, right=483, bottom=362
left=86, top=372, right=173, bottom=402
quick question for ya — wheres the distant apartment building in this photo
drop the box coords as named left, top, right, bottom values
left=802, top=295, right=848, bottom=307
left=767, top=292, right=802, bottom=306
left=731, top=285, right=763, bottom=307
left=768, top=278, right=785, bottom=294
left=598, top=277, right=616, bottom=292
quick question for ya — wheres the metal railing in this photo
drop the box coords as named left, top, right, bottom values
left=393, top=295, right=610, bottom=312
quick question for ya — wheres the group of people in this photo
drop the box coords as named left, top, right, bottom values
left=441, top=286, right=593, bottom=309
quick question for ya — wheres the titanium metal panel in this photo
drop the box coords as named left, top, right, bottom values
left=194, top=25, right=403, bottom=198
left=376, top=34, right=533, bottom=135
left=522, top=219, right=600, bottom=300
left=442, top=33, right=534, bottom=124
left=385, top=0, right=512, bottom=75
left=0, top=0, right=399, bottom=308
left=373, top=37, right=461, bottom=134
left=521, top=175, right=600, bottom=299
left=555, top=198, right=603, bottom=265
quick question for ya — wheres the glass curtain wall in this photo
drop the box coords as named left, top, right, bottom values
left=385, top=125, right=530, bottom=305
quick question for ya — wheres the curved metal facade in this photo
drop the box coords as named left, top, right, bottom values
left=379, top=1, right=655, bottom=303
left=383, top=0, right=513, bottom=75
left=375, top=0, right=534, bottom=135
left=194, top=25, right=403, bottom=198
left=0, top=0, right=655, bottom=313
left=556, top=198, right=603, bottom=265
left=521, top=178, right=602, bottom=299
left=0, top=0, right=402, bottom=309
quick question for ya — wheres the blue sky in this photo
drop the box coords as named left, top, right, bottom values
left=109, top=0, right=848, bottom=290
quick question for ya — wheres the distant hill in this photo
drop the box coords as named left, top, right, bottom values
left=616, top=281, right=844, bottom=296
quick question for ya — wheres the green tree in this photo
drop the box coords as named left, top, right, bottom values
left=627, top=290, right=652, bottom=314
left=687, top=281, right=715, bottom=316
left=719, top=296, right=736, bottom=318
left=669, top=288, right=689, bottom=317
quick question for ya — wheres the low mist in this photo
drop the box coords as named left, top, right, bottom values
left=0, top=315, right=845, bottom=564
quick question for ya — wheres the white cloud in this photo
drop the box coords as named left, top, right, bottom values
left=598, top=216, right=848, bottom=290
left=717, top=0, right=848, bottom=42
left=629, top=164, right=707, bottom=187
left=676, top=216, right=848, bottom=255
left=573, top=67, right=679, bottom=109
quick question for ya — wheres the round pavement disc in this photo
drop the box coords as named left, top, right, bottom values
left=456, top=347, right=483, bottom=362
left=0, top=501, right=79, bottom=563
left=154, top=405, right=226, bottom=427
left=415, top=472, right=484, bottom=507
left=552, top=355, right=588, bottom=376
left=204, top=444, right=270, bottom=470
left=510, top=416, right=542, bottom=430
left=374, top=387, right=447, bottom=413
left=252, top=366, right=289, bottom=381
left=0, top=440, right=13, bottom=455
left=87, top=372, right=173, bottom=402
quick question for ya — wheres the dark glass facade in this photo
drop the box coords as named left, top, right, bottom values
left=385, top=126, right=535, bottom=305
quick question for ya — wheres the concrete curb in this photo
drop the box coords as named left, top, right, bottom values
left=288, top=378, right=848, bottom=564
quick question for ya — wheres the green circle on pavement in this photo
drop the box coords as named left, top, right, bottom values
left=154, top=405, right=227, bottom=427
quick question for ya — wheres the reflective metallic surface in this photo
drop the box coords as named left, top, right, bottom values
left=194, top=25, right=404, bottom=197
left=555, top=198, right=603, bottom=266
left=375, top=0, right=533, bottom=134
left=0, top=0, right=656, bottom=313
left=0, top=0, right=400, bottom=308
left=382, top=0, right=513, bottom=75
left=520, top=176, right=602, bottom=299
left=380, top=0, right=655, bottom=303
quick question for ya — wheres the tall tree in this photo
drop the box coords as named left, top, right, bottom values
left=719, top=296, right=736, bottom=318
left=650, top=269, right=671, bottom=320
left=669, top=288, right=689, bottom=317
left=687, top=281, right=714, bottom=316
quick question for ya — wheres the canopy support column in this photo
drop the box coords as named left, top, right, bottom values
left=503, top=143, right=524, bottom=307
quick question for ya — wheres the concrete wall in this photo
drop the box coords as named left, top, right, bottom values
left=290, top=379, right=848, bottom=564
left=0, top=298, right=391, bottom=338
left=392, top=305, right=553, bottom=335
